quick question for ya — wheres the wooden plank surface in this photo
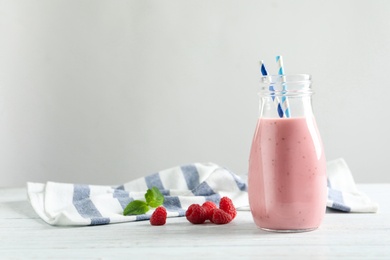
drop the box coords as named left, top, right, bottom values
left=0, top=184, right=389, bottom=259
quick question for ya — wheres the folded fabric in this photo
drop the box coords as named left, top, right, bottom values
left=27, top=158, right=378, bottom=226
left=326, top=158, right=378, bottom=213
left=27, top=163, right=248, bottom=226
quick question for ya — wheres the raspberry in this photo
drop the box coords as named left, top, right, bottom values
left=202, top=201, right=217, bottom=220
left=219, top=196, right=237, bottom=219
left=150, top=206, right=167, bottom=226
left=210, top=208, right=232, bottom=224
left=185, top=204, right=207, bottom=224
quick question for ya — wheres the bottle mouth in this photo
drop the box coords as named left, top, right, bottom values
left=259, top=74, right=313, bottom=96
left=261, top=74, right=311, bottom=84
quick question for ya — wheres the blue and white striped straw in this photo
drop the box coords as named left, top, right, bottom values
left=260, top=60, right=283, bottom=118
left=276, top=55, right=291, bottom=118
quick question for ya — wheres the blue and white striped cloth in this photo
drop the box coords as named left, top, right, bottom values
left=27, top=163, right=248, bottom=226
left=27, top=159, right=378, bottom=226
left=326, top=158, right=378, bottom=213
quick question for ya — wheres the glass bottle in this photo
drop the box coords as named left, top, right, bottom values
left=248, top=74, right=327, bottom=232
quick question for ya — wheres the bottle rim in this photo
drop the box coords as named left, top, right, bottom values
left=259, top=74, right=313, bottom=97
left=260, top=74, right=311, bottom=84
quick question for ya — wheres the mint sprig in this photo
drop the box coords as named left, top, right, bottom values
left=145, top=186, right=164, bottom=208
left=123, top=186, right=165, bottom=216
left=123, top=200, right=149, bottom=215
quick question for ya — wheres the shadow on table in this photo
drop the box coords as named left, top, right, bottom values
left=1, top=200, right=56, bottom=227
left=2, top=200, right=37, bottom=218
left=326, top=207, right=349, bottom=214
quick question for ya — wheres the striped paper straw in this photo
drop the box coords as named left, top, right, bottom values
left=276, top=55, right=291, bottom=118
left=260, top=60, right=283, bottom=118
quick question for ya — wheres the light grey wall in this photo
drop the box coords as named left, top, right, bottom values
left=1, top=0, right=389, bottom=187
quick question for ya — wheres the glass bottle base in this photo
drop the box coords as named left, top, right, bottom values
left=260, top=227, right=318, bottom=233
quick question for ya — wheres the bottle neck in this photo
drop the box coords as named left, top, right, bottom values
left=258, top=74, right=314, bottom=119
left=259, top=94, right=313, bottom=119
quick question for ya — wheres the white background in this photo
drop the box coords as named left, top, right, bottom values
left=1, top=0, right=389, bottom=187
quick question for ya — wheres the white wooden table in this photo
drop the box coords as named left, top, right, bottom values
left=1, top=184, right=389, bottom=259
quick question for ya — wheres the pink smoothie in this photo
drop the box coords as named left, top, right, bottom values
left=248, top=117, right=327, bottom=231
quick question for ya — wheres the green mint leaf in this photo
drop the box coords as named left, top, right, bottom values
left=123, top=200, right=149, bottom=215
left=145, top=186, right=164, bottom=208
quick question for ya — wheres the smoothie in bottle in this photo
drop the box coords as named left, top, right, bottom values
left=248, top=74, right=327, bottom=232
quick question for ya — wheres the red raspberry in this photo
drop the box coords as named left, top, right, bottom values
left=219, top=196, right=237, bottom=219
left=185, top=204, right=207, bottom=224
left=210, top=208, right=233, bottom=224
left=202, top=201, right=217, bottom=220
left=150, top=206, right=167, bottom=226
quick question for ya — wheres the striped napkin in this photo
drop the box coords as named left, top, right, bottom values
left=27, top=163, right=247, bottom=226
left=27, top=158, right=378, bottom=226
left=326, top=158, right=378, bottom=213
